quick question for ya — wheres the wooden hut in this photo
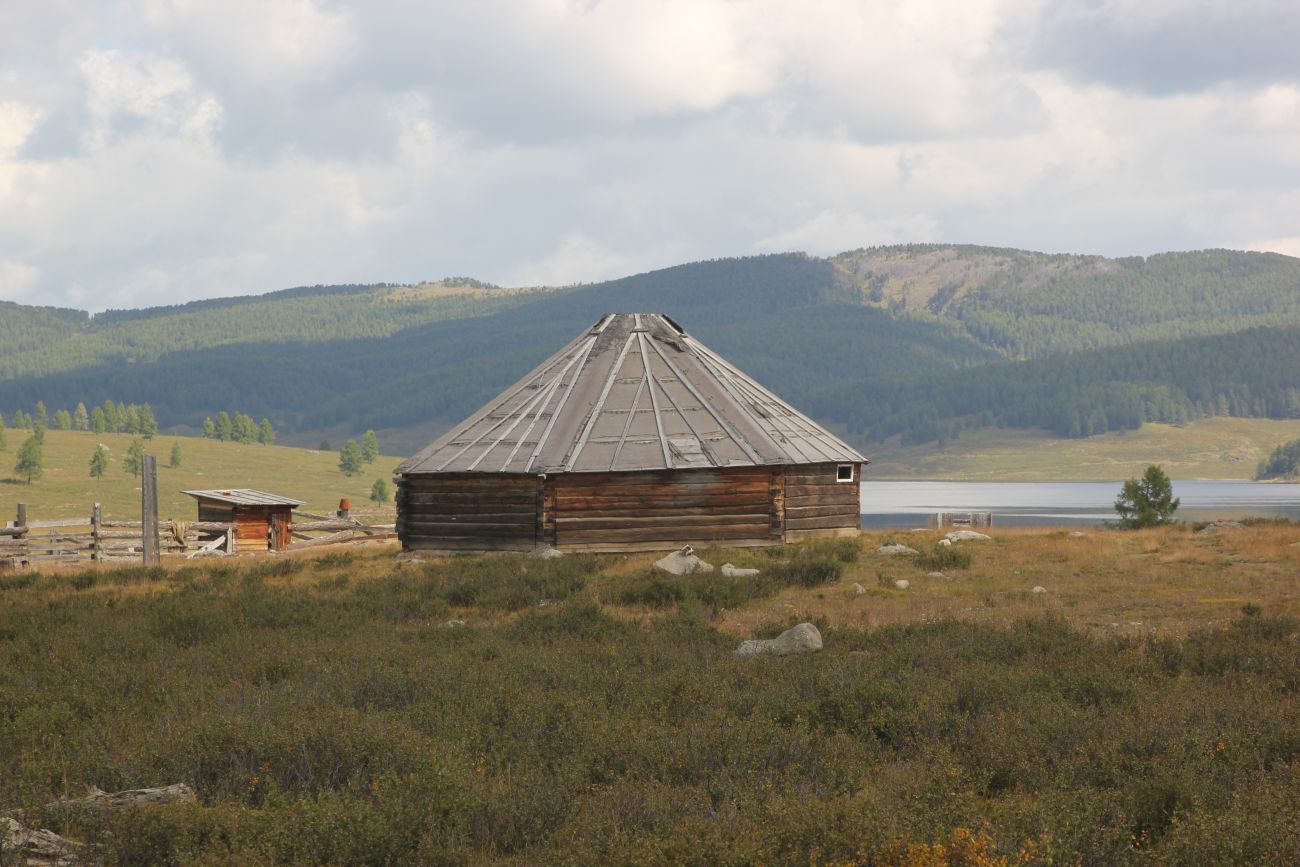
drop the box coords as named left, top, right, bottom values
left=183, top=489, right=304, bottom=552
left=395, top=313, right=869, bottom=553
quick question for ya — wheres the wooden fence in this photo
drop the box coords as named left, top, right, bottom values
left=1, top=503, right=396, bottom=568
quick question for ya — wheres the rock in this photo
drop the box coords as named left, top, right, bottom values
left=938, top=538, right=952, bottom=548
left=721, top=563, right=760, bottom=577
left=944, top=530, right=991, bottom=543
left=1032, top=586, right=1047, bottom=594
left=735, top=622, right=823, bottom=659
left=2, top=817, right=82, bottom=866
left=927, top=572, right=944, bottom=578
left=875, top=544, right=918, bottom=557
left=1068, top=531, right=1085, bottom=538
left=653, top=545, right=714, bottom=575
left=893, top=579, right=910, bottom=590
left=397, top=558, right=425, bottom=566
left=1198, top=520, right=1247, bottom=535
left=852, top=582, right=866, bottom=595
left=442, top=620, right=467, bottom=628
left=530, top=545, right=564, bottom=559
left=75, top=783, right=197, bottom=811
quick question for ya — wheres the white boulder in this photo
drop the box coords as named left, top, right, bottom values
left=944, top=530, right=992, bottom=543
left=1031, top=586, right=1047, bottom=594
left=735, top=622, right=823, bottom=659
left=852, top=582, right=866, bottom=595
left=721, top=563, right=760, bottom=577
left=894, top=579, right=910, bottom=590
left=652, top=545, right=714, bottom=575
left=875, top=543, right=919, bottom=556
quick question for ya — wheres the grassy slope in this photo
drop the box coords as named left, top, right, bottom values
left=864, top=417, right=1300, bottom=480
left=0, top=429, right=402, bottom=521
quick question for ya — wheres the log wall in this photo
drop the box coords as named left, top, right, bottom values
left=397, top=462, right=861, bottom=553
left=397, top=472, right=541, bottom=552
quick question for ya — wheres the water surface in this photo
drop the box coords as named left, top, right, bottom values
left=859, top=480, right=1300, bottom=528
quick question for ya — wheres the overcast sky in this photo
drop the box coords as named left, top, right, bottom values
left=2, top=0, right=1298, bottom=311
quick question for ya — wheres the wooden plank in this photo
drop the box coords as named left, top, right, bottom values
left=550, top=504, right=770, bottom=520
left=785, top=504, right=861, bottom=519
left=402, top=523, right=536, bottom=539
left=555, top=480, right=769, bottom=497
left=401, top=476, right=539, bottom=493
left=23, top=518, right=91, bottom=529
left=784, top=527, right=860, bottom=543
left=785, top=514, right=861, bottom=531
left=402, top=512, right=535, bottom=526
left=401, top=492, right=539, bottom=507
left=555, top=538, right=777, bottom=553
left=785, top=492, right=858, bottom=507
left=557, top=525, right=769, bottom=543
left=554, top=513, right=771, bottom=529
left=142, top=455, right=160, bottom=567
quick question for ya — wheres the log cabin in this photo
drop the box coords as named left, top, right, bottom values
left=395, top=313, right=869, bottom=553
left=183, top=489, right=304, bottom=552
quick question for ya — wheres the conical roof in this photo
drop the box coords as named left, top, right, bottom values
left=397, top=313, right=868, bottom=475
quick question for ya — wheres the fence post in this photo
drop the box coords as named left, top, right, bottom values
left=15, top=503, right=28, bottom=564
left=141, top=456, right=160, bottom=566
left=92, top=502, right=102, bottom=562
left=16, top=503, right=26, bottom=533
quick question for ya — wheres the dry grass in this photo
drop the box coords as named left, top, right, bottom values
left=710, top=524, right=1300, bottom=639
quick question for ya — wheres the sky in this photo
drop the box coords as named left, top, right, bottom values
left=1, top=0, right=1298, bottom=311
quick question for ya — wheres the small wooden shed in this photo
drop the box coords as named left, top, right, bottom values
left=395, top=313, right=869, bottom=553
left=183, top=489, right=304, bottom=552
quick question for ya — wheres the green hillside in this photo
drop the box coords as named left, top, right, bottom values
left=1, top=245, right=1298, bottom=456
left=0, top=429, right=401, bottom=521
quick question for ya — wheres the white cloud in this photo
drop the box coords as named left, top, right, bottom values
left=1243, top=237, right=1300, bottom=259
left=1, top=0, right=1299, bottom=311
left=0, top=259, right=40, bottom=302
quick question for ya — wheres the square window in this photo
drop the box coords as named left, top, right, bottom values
left=836, top=464, right=854, bottom=482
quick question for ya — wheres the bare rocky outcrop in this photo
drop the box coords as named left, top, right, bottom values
left=735, top=622, right=823, bottom=659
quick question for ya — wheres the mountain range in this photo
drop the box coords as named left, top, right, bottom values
left=2, top=244, right=1298, bottom=456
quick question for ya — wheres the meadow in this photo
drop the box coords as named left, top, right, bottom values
left=3, top=526, right=1299, bottom=864
left=0, top=429, right=402, bottom=521
left=866, top=417, right=1300, bottom=481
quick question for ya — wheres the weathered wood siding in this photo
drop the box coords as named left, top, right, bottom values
left=548, top=467, right=780, bottom=551
left=397, top=462, right=861, bottom=552
left=781, top=462, right=860, bottom=539
left=397, top=473, right=541, bottom=552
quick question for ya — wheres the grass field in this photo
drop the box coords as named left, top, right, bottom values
left=0, top=429, right=402, bottom=522
left=3, top=527, right=1299, bottom=864
left=865, top=417, right=1300, bottom=481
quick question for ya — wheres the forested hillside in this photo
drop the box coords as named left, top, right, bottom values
left=2, top=246, right=1298, bottom=453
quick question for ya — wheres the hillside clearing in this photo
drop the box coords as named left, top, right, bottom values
left=0, top=429, right=402, bottom=521
left=865, top=417, right=1300, bottom=481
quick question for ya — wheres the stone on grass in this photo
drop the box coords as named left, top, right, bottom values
left=944, top=530, right=991, bottom=543
left=735, top=622, right=823, bottom=659
left=852, top=582, right=866, bottom=595
left=653, top=545, right=714, bottom=575
left=721, top=563, right=760, bottom=577
left=1197, top=520, right=1246, bottom=535
left=875, top=543, right=918, bottom=557
left=893, top=579, right=910, bottom=590
left=927, top=572, right=944, bottom=578
left=1068, top=531, right=1086, bottom=538
left=1032, top=586, right=1047, bottom=594
left=531, top=545, right=564, bottom=559
left=938, top=538, right=952, bottom=548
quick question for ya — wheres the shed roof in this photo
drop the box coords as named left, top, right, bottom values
left=397, top=313, right=868, bottom=475
left=182, top=489, right=305, bottom=507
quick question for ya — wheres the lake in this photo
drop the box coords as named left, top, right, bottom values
left=859, top=480, right=1300, bottom=528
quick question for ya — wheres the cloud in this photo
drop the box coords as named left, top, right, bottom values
left=1, top=0, right=1299, bottom=311
left=1243, top=237, right=1300, bottom=259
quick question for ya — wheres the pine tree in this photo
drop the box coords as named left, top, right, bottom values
left=54, top=409, right=72, bottom=430
left=1113, top=465, right=1180, bottom=529
left=14, top=436, right=43, bottom=484
left=361, top=430, right=379, bottom=463
left=140, top=404, right=159, bottom=439
left=258, top=419, right=275, bottom=445
left=103, top=400, right=118, bottom=432
left=369, top=478, right=390, bottom=502
left=169, top=441, right=182, bottom=468
left=32, top=420, right=45, bottom=444
left=123, top=439, right=145, bottom=478
left=91, top=407, right=108, bottom=434
left=215, top=411, right=233, bottom=442
left=0, top=413, right=6, bottom=452
left=74, top=402, right=89, bottom=431
left=318, top=440, right=331, bottom=452
left=339, top=440, right=363, bottom=476
left=90, top=444, right=109, bottom=479
left=202, top=417, right=216, bottom=438
left=124, top=405, right=141, bottom=434
left=34, top=401, right=47, bottom=428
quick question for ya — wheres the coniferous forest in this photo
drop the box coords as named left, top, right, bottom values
left=1, top=245, right=1299, bottom=452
